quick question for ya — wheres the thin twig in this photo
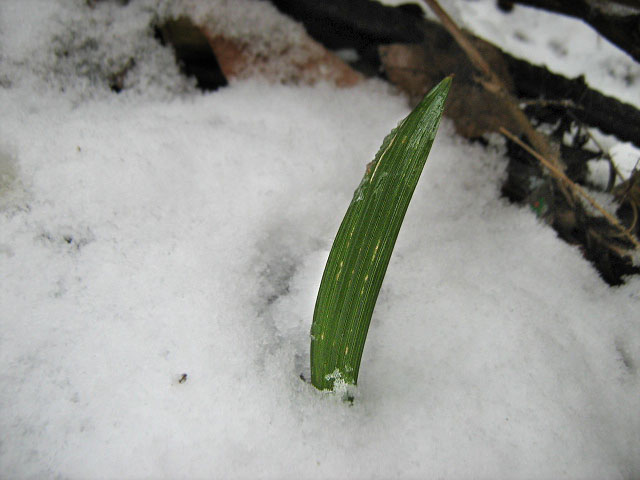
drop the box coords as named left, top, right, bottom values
left=420, top=0, right=497, bottom=88
left=629, top=201, right=638, bottom=233
left=501, top=127, right=640, bottom=251
left=613, top=161, right=639, bottom=204
left=588, top=229, right=634, bottom=258
left=420, top=0, right=569, bottom=199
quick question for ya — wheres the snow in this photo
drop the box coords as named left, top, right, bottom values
left=455, top=0, right=640, bottom=107
left=1, top=0, right=639, bottom=479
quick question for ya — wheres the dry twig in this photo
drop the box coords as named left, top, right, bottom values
left=421, top=0, right=563, bottom=173
left=500, top=127, right=640, bottom=251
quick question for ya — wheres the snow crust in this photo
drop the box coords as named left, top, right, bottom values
left=1, top=1, right=639, bottom=479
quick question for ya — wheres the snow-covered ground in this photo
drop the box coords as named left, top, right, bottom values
left=1, top=1, right=639, bottom=478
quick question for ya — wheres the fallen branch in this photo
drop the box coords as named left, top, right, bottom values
left=507, top=56, right=640, bottom=147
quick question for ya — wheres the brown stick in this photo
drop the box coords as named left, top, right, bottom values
left=500, top=127, right=640, bottom=251
left=421, top=0, right=571, bottom=200
left=421, top=0, right=498, bottom=88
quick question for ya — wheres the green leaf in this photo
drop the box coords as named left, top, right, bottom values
left=310, top=77, right=452, bottom=391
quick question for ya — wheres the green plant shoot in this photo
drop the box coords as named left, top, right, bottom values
left=310, top=77, right=452, bottom=391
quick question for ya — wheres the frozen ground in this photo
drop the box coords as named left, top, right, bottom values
left=1, top=1, right=639, bottom=479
